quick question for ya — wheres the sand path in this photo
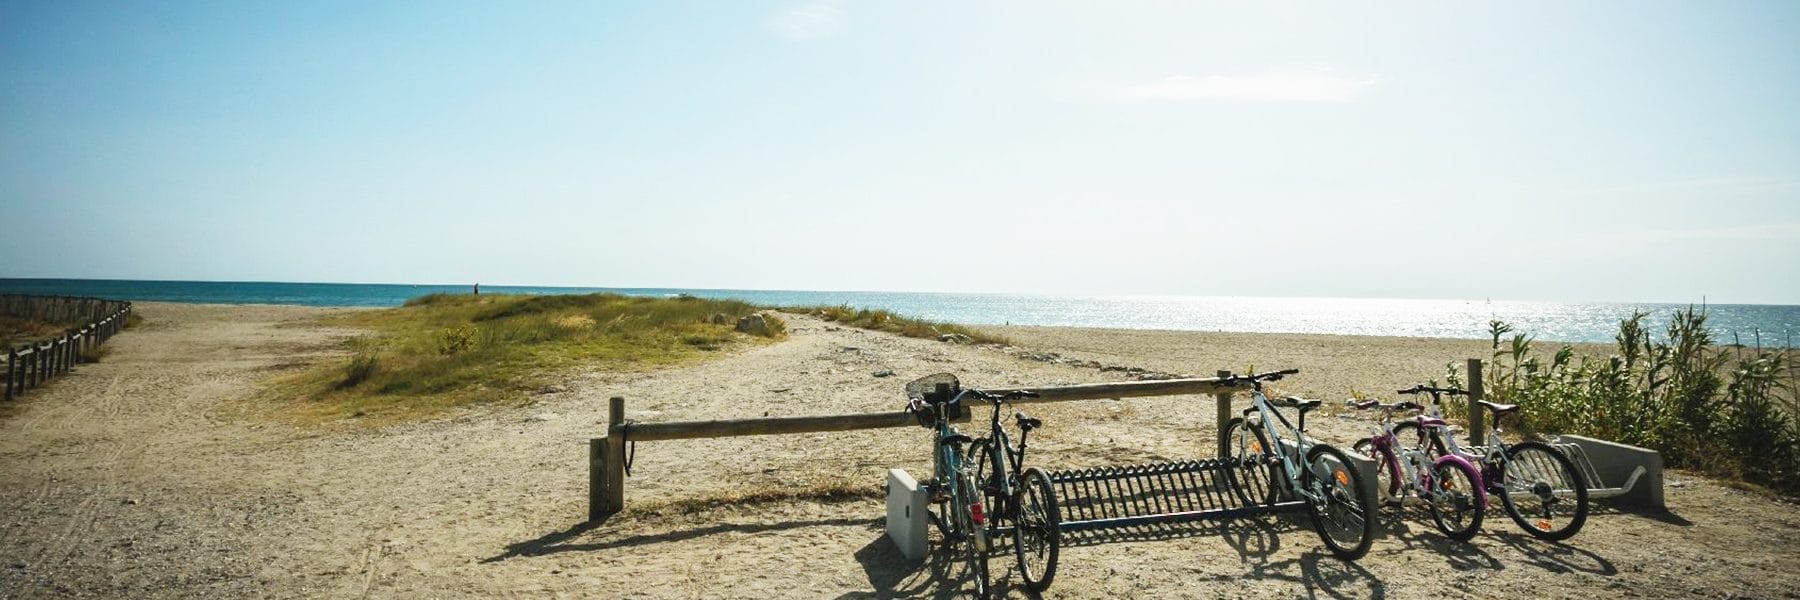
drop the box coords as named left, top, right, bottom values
left=2, top=303, right=1797, bottom=598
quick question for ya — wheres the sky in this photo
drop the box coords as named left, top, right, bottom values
left=2, top=1, right=1797, bottom=304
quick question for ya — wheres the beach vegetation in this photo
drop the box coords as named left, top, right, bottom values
left=1446, top=308, right=1800, bottom=495
left=781, top=304, right=1005, bottom=344
left=258, top=293, right=785, bottom=423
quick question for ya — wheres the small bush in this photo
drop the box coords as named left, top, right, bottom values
left=339, top=354, right=379, bottom=389
left=740, top=313, right=787, bottom=339
left=1467, top=308, right=1800, bottom=496
left=435, top=326, right=479, bottom=356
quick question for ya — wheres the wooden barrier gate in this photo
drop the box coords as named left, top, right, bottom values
left=589, top=362, right=1500, bottom=520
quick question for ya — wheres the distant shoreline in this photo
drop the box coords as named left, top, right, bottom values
left=3, top=278, right=1795, bottom=346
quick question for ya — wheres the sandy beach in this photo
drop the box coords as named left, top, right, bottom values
left=2, top=302, right=1797, bottom=599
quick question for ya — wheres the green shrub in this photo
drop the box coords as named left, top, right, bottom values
left=339, top=354, right=379, bottom=389
left=1466, top=308, right=1799, bottom=495
left=740, top=313, right=787, bottom=339
left=435, top=326, right=479, bottom=356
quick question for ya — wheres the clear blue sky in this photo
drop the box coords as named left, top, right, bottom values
left=3, top=1, right=1797, bottom=304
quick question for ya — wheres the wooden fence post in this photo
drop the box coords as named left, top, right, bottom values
left=4, top=348, right=14, bottom=401
left=1214, top=370, right=1233, bottom=458
left=1467, top=358, right=1485, bottom=447
left=591, top=396, right=627, bottom=521
left=588, top=438, right=605, bottom=521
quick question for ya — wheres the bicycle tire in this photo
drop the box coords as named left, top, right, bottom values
left=957, top=470, right=991, bottom=599
left=971, top=438, right=1008, bottom=538
left=1497, top=441, right=1588, bottom=541
left=929, top=441, right=964, bottom=540
left=1301, top=444, right=1375, bottom=560
left=1351, top=437, right=1402, bottom=503
left=1223, top=417, right=1278, bottom=506
left=1013, top=467, right=1060, bottom=593
left=1391, top=421, right=1449, bottom=457
left=1424, top=456, right=1485, bottom=541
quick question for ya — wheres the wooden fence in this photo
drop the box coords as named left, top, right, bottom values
left=2, top=294, right=133, bottom=401
left=589, top=361, right=1494, bottom=520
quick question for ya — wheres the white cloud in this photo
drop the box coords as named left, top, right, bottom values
left=770, top=1, right=845, bottom=40
left=1120, top=68, right=1377, bottom=103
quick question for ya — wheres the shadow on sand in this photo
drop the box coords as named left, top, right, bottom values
left=480, top=514, right=877, bottom=564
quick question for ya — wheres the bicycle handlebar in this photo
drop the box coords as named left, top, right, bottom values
left=1346, top=398, right=1425, bottom=414
left=1216, top=368, right=1300, bottom=387
left=1396, top=384, right=1466, bottom=397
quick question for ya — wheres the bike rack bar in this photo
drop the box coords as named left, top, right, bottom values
left=1044, top=456, right=1308, bottom=534
left=1384, top=442, right=1644, bottom=507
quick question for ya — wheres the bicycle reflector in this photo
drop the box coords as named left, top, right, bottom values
left=1334, top=470, right=1349, bottom=486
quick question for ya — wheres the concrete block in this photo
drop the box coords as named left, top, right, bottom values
left=1561, top=434, right=1664, bottom=510
left=886, top=468, right=929, bottom=562
left=1279, top=439, right=1380, bottom=523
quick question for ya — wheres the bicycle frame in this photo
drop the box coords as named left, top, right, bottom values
left=1411, top=393, right=1507, bottom=484
left=923, top=389, right=986, bottom=549
left=1363, top=406, right=1435, bottom=498
left=1241, top=384, right=1325, bottom=504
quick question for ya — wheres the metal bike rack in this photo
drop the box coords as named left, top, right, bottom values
left=1387, top=441, right=1647, bottom=507
left=1473, top=442, right=1645, bottom=501
left=1043, top=457, right=1307, bottom=533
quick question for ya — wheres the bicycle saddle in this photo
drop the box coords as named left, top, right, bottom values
left=1477, top=400, right=1520, bottom=416
left=1283, top=396, right=1323, bottom=412
left=1014, top=412, right=1042, bottom=431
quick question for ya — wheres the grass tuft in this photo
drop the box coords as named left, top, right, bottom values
left=780, top=305, right=1005, bottom=344
left=339, top=354, right=379, bottom=389
left=257, top=293, right=786, bottom=424
left=1449, top=308, right=1800, bottom=496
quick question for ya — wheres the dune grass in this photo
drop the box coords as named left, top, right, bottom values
left=1, top=314, right=87, bottom=347
left=779, top=304, right=1007, bottom=344
left=1444, top=309, right=1800, bottom=496
left=258, top=293, right=786, bottom=423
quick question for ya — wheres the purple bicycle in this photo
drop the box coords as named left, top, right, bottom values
left=1396, top=384, right=1589, bottom=541
left=1349, top=397, right=1487, bottom=541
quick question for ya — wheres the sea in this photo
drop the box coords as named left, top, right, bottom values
left=2, top=278, right=1795, bottom=347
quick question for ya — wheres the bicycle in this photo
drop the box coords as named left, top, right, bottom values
left=904, top=373, right=992, bottom=598
left=967, top=386, right=1061, bottom=594
left=1220, top=369, right=1376, bottom=560
left=1347, top=398, right=1486, bottom=541
left=1395, top=384, right=1590, bottom=541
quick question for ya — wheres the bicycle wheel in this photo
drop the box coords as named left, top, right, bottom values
left=956, top=470, right=991, bottom=599
left=1012, top=467, right=1060, bottom=593
left=1223, top=417, right=1277, bottom=506
left=1424, top=456, right=1485, bottom=541
left=1350, top=437, right=1401, bottom=504
left=1388, top=421, right=1450, bottom=457
left=971, top=438, right=1009, bottom=538
left=1301, top=444, right=1374, bottom=560
left=930, top=443, right=963, bottom=540
left=1497, top=441, right=1588, bottom=541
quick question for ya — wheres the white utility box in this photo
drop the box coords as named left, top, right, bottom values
left=885, top=468, right=928, bottom=562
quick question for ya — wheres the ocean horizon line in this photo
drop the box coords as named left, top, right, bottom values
left=0, top=276, right=1788, bottom=309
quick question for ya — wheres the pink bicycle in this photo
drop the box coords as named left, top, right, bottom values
left=1349, top=397, right=1487, bottom=541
